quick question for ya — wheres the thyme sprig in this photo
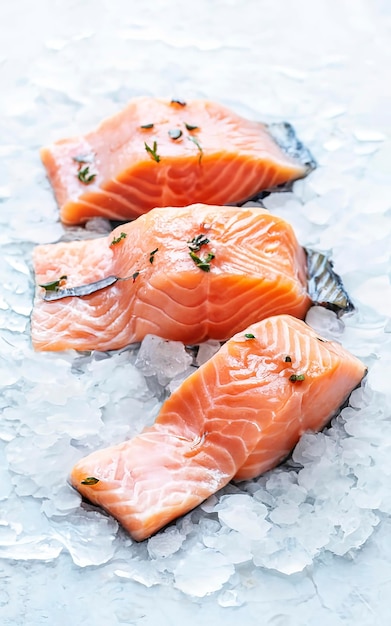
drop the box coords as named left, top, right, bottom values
left=187, top=232, right=214, bottom=271
left=189, top=251, right=215, bottom=272
left=144, top=141, right=161, bottom=162
left=149, top=248, right=158, bottom=264
left=289, top=374, right=305, bottom=382
left=40, top=272, right=142, bottom=301
left=81, top=477, right=100, bottom=485
left=187, top=234, right=210, bottom=252
left=110, top=232, right=127, bottom=246
left=39, top=275, right=67, bottom=292
left=77, top=166, right=96, bottom=184
left=188, top=135, right=203, bottom=163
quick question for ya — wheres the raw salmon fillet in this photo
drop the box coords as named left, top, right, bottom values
left=31, top=204, right=311, bottom=351
left=40, top=97, right=314, bottom=224
left=70, top=314, right=366, bottom=541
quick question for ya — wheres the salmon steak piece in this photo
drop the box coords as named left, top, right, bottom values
left=40, top=97, right=315, bottom=224
left=70, top=314, right=366, bottom=541
left=31, top=204, right=311, bottom=352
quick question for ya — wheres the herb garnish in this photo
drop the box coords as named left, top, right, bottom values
left=245, top=333, right=255, bottom=340
left=289, top=374, right=305, bottom=382
left=284, top=355, right=292, bottom=362
left=189, top=251, right=215, bottom=272
left=187, top=234, right=210, bottom=251
left=149, top=248, right=158, bottom=264
left=171, top=99, right=186, bottom=106
left=316, top=337, right=326, bottom=342
left=144, top=141, right=161, bottom=163
left=39, top=275, right=67, bottom=292
left=41, top=273, right=141, bottom=301
left=187, top=233, right=214, bottom=271
left=110, top=232, right=127, bottom=246
left=188, top=135, right=203, bottom=163
left=77, top=166, right=96, bottom=184
left=140, top=123, right=154, bottom=129
left=81, top=477, right=100, bottom=485
left=185, top=123, right=199, bottom=131
left=168, top=128, right=183, bottom=140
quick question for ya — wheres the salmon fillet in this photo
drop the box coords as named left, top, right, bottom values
left=31, top=204, right=311, bottom=351
left=40, top=97, right=314, bottom=224
left=70, top=314, right=366, bottom=541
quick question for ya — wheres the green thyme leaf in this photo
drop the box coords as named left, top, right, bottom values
left=188, top=135, right=203, bottom=163
left=39, top=275, right=67, bottom=292
left=149, top=248, right=158, bottom=264
left=245, top=333, right=256, bottom=339
left=189, top=251, right=202, bottom=266
left=81, top=477, right=100, bottom=485
left=132, top=271, right=140, bottom=282
left=185, top=123, right=199, bottom=131
left=189, top=251, right=215, bottom=272
left=284, top=355, right=292, bottom=362
left=144, top=141, right=161, bottom=163
left=289, top=374, right=305, bottom=382
left=77, top=166, right=96, bottom=184
left=110, top=232, right=127, bottom=246
left=187, top=234, right=210, bottom=252
left=168, top=128, right=183, bottom=140
left=140, top=123, right=154, bottom=129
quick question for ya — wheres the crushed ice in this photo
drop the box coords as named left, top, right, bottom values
left=0, top=0, right=390, bottom=621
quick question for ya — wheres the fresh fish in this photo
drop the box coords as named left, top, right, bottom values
left=70, top=314, right=366, bottom=541
left=40, top=97, right=315, bottom=225
left=39, top=248, right=355, bottom=317
left=31, top=204, right=312, bottom=351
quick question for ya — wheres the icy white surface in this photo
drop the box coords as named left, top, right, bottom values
left=1, top=0, right=391, bottom=624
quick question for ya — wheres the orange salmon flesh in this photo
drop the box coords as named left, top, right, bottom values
left=70, top=314, right=366, bottom=541
left=32, top=204, right=311, bottom=351
left=40, top=97, right=312, bottom=224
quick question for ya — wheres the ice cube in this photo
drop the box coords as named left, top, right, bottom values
left=204, top=529, right=253, bottom=564
left=147, top=527, right=186, bottom=558
left=135, top=335, right=193, bottom=386
left=52, top=511, right=119, bottom=567
left=196, top=340, right=221, bottom=366
left=217, top=588, right=243, bottom=607
left=217, top=495, right=271, bottom=540
left=305, top=306, right=344, bottom=340
left=174, top=547, right=234, bottom=597
left=268, top=504, right=300, bottom=525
